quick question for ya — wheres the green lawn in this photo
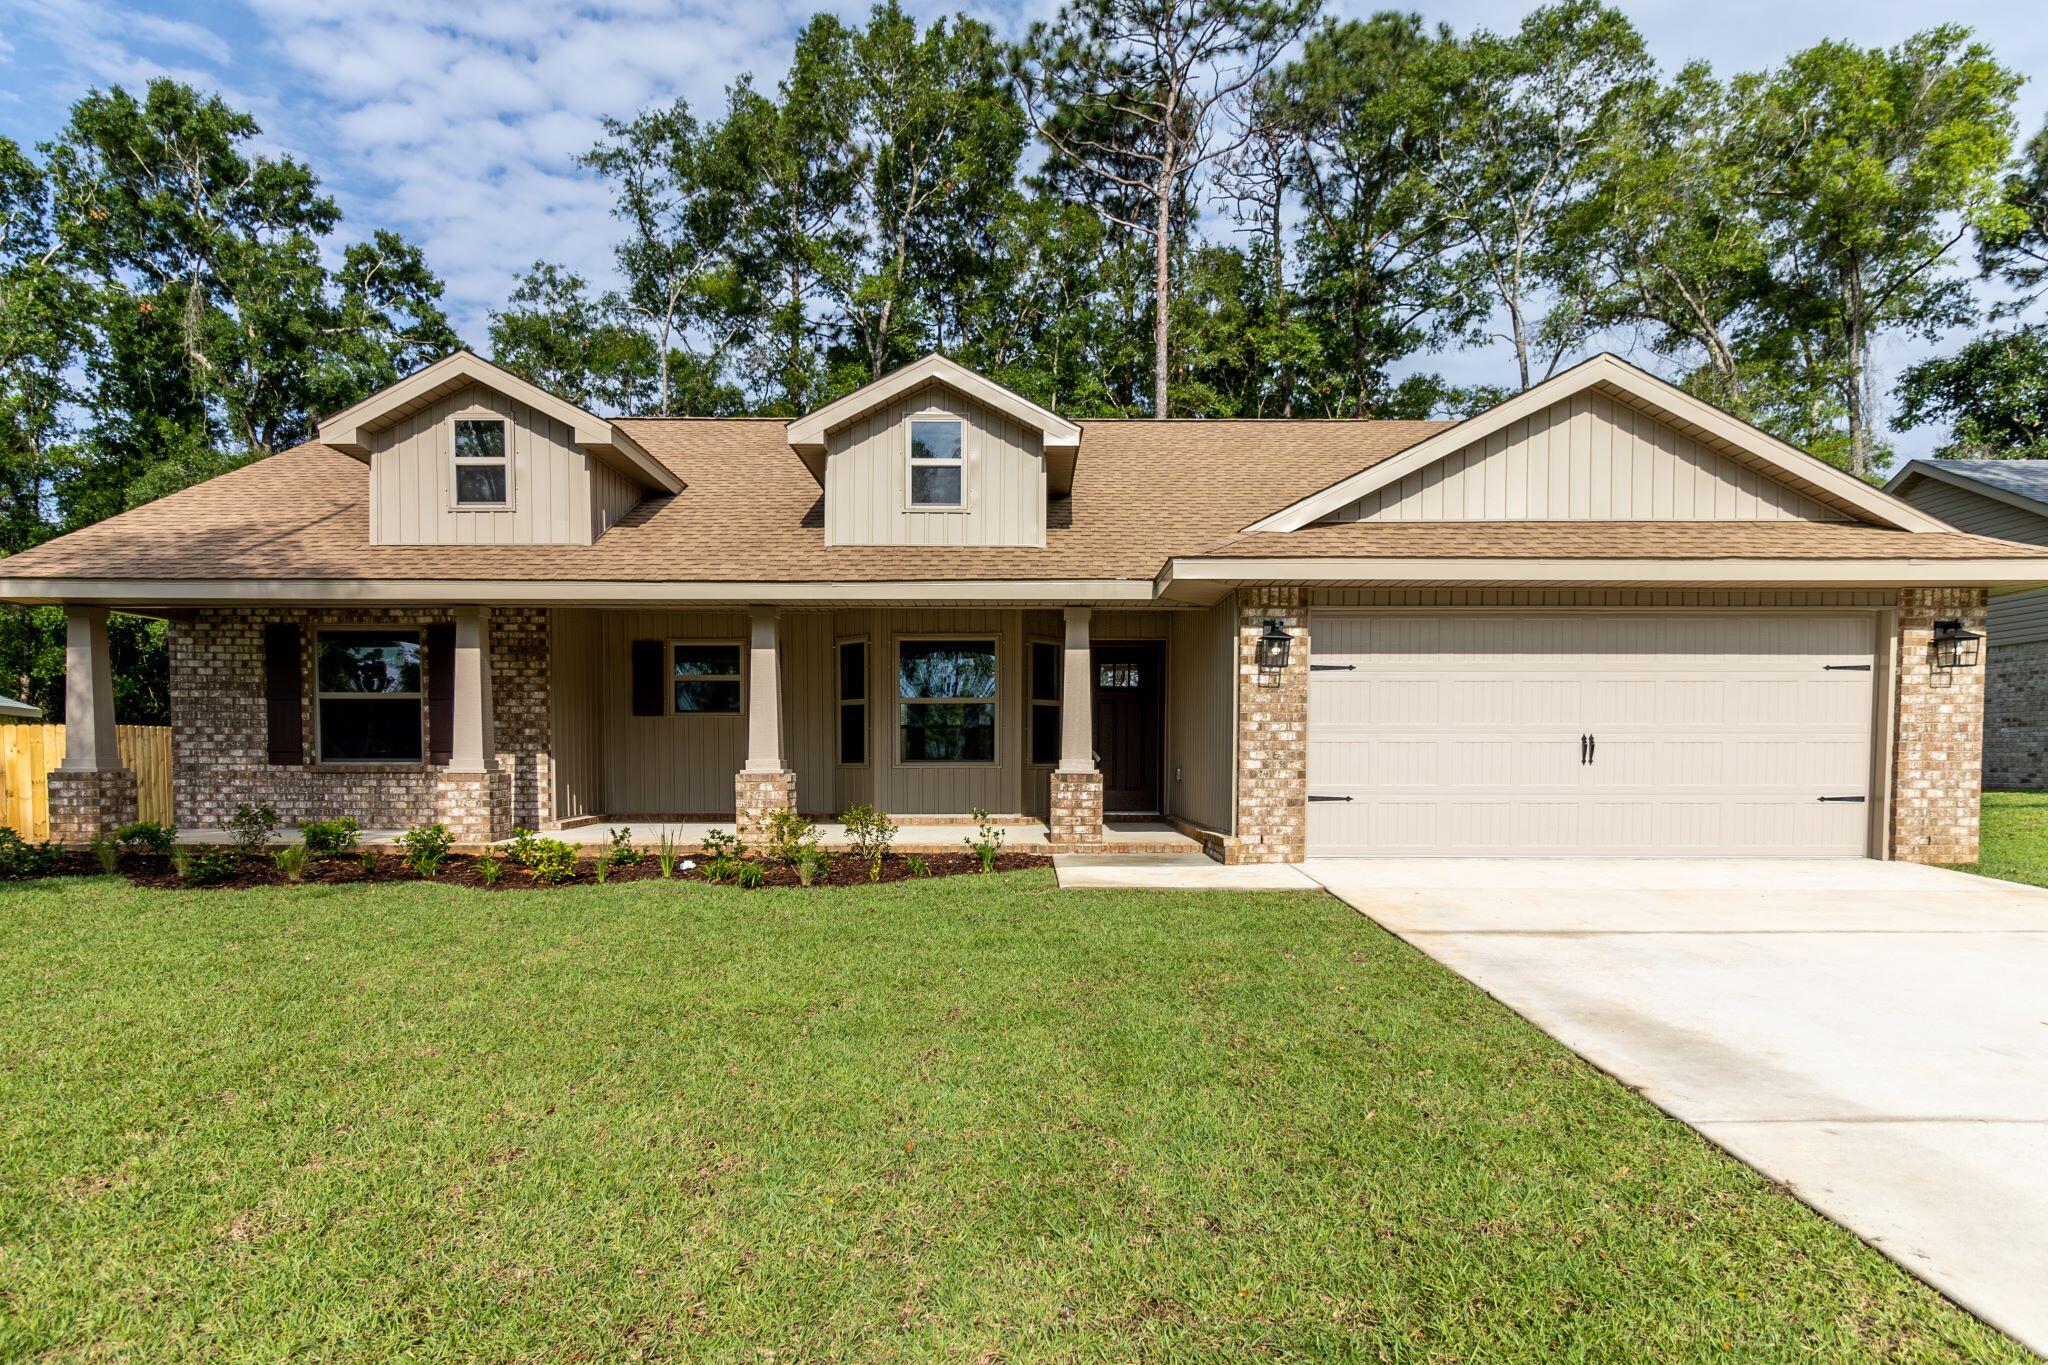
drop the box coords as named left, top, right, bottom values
left=0, top=873, right=2022, bottom=1360
left=1955, top=790, right=2048, bottom=889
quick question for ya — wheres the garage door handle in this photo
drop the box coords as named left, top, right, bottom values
left=1817, top=795, right=1866, bottom=803
left=1308, top=794, right=1354, bottom=803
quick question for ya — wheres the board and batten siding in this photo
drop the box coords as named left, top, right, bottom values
left=1165, top=593, right=1236, bottom=833
left=823, top=388, right=1047, bottom=547
left=1893, top=474, right=2048, bottom=646
left=549, top=609, right=603, bottom=822
left=369, top=382, right=634, bottom=546
left=1322, top=390, right=1844, bottom=524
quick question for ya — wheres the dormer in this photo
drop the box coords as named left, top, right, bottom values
left=787, top=355, right=1082, bottom=548
left=319, top=351, right=681, bottom=547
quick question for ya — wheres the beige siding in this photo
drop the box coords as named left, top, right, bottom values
left=824, top=389, right=1046, bottom=547
left=1166, top=593, right=1236, bottom=833
left=589, top=459, right=643, bottom=541
left=1895, top=477, right=2048, bottom=546
left=1310, top=588, right=1899, bottom=609
left=370, top=383, right=597, bottom=545
left=598, top=610, right=749, bottom=814
left=1323, top=390, right=1843, bottom=523
left=549, top=609, right=604, bottom=823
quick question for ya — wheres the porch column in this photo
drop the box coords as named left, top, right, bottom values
left=1049, top=606, right=1103, bottom=846
left=48, top=605, right=137, bottom=841
left=433, top=606, right=509, bottom=844
left=735, top=605, right=795, bottom=839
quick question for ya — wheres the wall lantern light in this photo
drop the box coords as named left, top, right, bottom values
left=1256, top=619, right=1293, bottom=672
left=1931, top=618, right=1983, bottom=670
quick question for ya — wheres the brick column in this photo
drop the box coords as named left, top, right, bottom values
left=1224, top=587, right=1308, bottom=864
left=48, top=606, right=138, bottom=842
left=1890, top=587, right=1988, bottom=865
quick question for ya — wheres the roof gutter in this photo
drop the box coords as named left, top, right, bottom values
left=1158, top=555, right=2048, bottom=598
left=0, top=576, right=1161, bottom=609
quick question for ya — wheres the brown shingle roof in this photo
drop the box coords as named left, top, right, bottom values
left=1193, top=522, right=2048, bottom=561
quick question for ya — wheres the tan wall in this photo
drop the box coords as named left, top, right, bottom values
left=1165, top=593, right=1236, bottom=832
left=549, top=609, right=603, bottom=822
left=1323, top=389, right=1843, bottom=523
left=824, top=388, right=1046, bottom=547
left=370, top=382, right=629, bottom=546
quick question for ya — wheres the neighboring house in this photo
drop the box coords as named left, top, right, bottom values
left=0, top=695, right=41, bottom=720
left=1, top=349, right=2043, bottom=865
left=1887, top=459, right=2048, bottom=791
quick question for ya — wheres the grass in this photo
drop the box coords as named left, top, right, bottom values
left=0, top=873, right=2024, bottom=1361
left=1953, top=790, right=2048, bottom=889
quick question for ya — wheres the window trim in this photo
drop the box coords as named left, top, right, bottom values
left=667, top=638, right=746, bottom=717
left=904, top=411, right=966, bottom=513
left=312, top=625, right=426, bottom=767
left=894, top=634, right=999, bottom=768
left=1027, top=636, right=1062, bottom=768
left=448, top=409, right=513, bottom=511
left=836, top=635, right=870, bottom=767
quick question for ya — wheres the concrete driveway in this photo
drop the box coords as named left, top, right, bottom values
left=1304, top=857, right=2048, bottom=1355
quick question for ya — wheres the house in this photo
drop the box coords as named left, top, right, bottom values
left=1887, top=459, right=2048, bottom=792
left=2, top=349, right=2043, bottom=864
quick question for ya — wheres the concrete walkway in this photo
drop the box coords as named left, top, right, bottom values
left=1304, top=857, right=2048, bottom=1355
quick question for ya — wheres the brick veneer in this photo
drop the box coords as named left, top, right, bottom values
left=734, top=770, right=796, bottom=842
left=48, top=768, right=138, bottom=842
left=1890, top=587, right=1989, bottom=864
left=1983, top=638, right=2048, bottom=792
left=1048, top=770, right=1104, bottom=846
left=169, top=606, right=550, bottom=842
left=1223, top=587, right=1308, bottom=864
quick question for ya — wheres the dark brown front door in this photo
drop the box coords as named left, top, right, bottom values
left=1092, top=642, right=1164, bottom=814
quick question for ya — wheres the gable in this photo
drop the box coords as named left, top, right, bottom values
left=823, top=386, right=1047, bottom=549
left=1890, top=469, right=2048, bottom=549
left=1320, top=389, right=1845, bottom=524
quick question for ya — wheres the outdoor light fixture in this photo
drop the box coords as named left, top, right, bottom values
left=1931, top=618, right=1983, bottom=670
left=1256, top=619, right=1293, bottom=672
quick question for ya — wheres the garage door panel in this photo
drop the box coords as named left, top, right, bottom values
left=1307, top=612, right=1876, bottom=856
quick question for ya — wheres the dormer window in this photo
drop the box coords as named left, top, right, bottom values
left=907, top=418, right=963, bottom=508
left=452, top=417, right=510, bottom=506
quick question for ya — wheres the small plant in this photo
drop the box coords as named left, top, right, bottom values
left=735, top=861, right=765, bottom=890
left=299, top=816, right=360, bottom=858
left=763, top=808, right=818, bottom=868
left=700, top=828, right=746, bottom=884
left=476, top=853, right=504, bottom=887
left=115, top=821, right=176, bottom=855
left=507, top=827, right=542, bottom=866
left=591, top=854, right=610, bottom=885
left=356, top=846, right=381, bottom=877
left=654, top=831, right=681, bottom=879
left=604, top=827, right=643, bottom=870
left=0, top=828, right=61, bottom=879
left=272, top=843, right=312, bottom=883
left=229, top=802, right=279, bottom=856
left=904, top=855, right=931, bottom=878
left=88, top=836, right=119, bottom=875
left=182, top=848, right=238, bottom=886
left=398, top=822, right=454, bottom=879
left=796, top=845, right=834, bottom=887
left=171, top=846, right=192, bottom=880
left=841, top=803, right=897, bottom=883
left=963, top=807, right=1005, bottom=874
left=522, top=837, right=579, bottom=886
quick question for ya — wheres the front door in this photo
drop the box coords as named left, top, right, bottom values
left=1092, top=642, right=1164, bottom=814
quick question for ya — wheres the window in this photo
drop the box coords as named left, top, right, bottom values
left=899, top=639, right=995, bottom=763
left=452, top=417, right=509, bottom=506
left=838, top=639, right=868, bottom=765
left=316, top=629, right=423, bottom=763
left=1098, top=662, right=1143, bottom=689
left=1029, top=640, right=1061, bottom=766
left=672, top=642, right=742, bottom=714
left=907, top=418, right=963, bottom=508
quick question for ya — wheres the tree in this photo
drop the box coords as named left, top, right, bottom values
left=488, top=263, right=662, bottom=413
left=1017, top=0, right=1318, bottom=417
left=1978, top=116, right=2048, bottom=313
left=1732, top=28, right=2021, bottom=477
left=0, top=135, right=84, bottom=554
left=1894, top=327, right=2048, bottom=460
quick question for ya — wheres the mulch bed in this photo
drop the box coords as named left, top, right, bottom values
left=20, top=849, right=1049, bottom=891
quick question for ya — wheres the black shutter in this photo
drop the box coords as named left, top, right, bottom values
left=263, top=623, right=303, bottom=765
left=631, top=639, right=664, bottom=716
left=426, top=623, right=455, bottom=765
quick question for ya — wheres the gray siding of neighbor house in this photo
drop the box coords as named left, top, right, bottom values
left=369, top=382, right=630, bottom=546
left=1893, top=475, right=2048, bottom=646
left=1322, top=389, right=1845, bottom=523
left=824, top=388, right=1047, bottom=547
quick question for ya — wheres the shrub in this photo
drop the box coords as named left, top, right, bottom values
left=735, top=861, right=765, bottom=889
left=604, top=827, right=643, bottom=869
left=963, top=807, right=1006, bottom=873
left=299, top=816, right=360, bottom=858
left=272, top=843, right=312, bottom=882
left=182, top=848, right=238, bottom=886
left=841, top=803, right=897, bottom=883
left=88, top=836, right=119, bottom=875
left=398, top=822, right=454, bottom=879
left=357, top=847, right=382, bottom=877
left=115, top=821, right=176, bottom=855
left=700, top=829, right=745, bottom=884
left=507, top=827, right=542, bottom=866
left=796, top=845, right=834, bottom=887
left=0, top=828, right=62, bottom=879
left=476, top=854, right=503, bottom=887
left=229, top=802, right=279, bottom=856
left=523, top=838, right=578, bottom=886
left=654, top=831, right=681, bottom=879
left=763, top=808, right=817, bottom=867
left=904, top=855, right=931, bottom=878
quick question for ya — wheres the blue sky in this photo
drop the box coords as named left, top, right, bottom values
left=1, top=0, right=2043, bottom=455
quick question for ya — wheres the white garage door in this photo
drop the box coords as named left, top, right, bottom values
left=1306, top=613, right=1877, bottom=856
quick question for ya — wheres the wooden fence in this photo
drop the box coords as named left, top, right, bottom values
left=0, top=724, right=173, bottom=839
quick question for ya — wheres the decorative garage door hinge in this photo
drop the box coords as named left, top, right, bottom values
left=1823, top=664, right=1872, bottom=671
left=1816, top=795, right=1866, bottom=803
left=1310, top=663, right=1356, bottom=671
left=1308, top=794, right=1355, bottom=802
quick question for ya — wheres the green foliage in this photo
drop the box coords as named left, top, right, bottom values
left=114, top=821, right=176, bottom=855
left=398, top=823, right=454, bottom=880
left=591, top=854, right=611, bottom=885
left=507, top=828, right=543, bottom=867
left=655, top=832, right=681, bottom=879
left=356, top=847, right=381, bottom=877
left=298, top=817, right=360, bottom=858
left=795, top=845, right=835, bottom=887
left=476, top=854, right=504, bottom=887
left=701, top=829, right=745, bottom=862
left=904, top=855, right=932, bottom=878
left=522, top=838, right=579, bottom=887
left=179, top=848, right=238, bottom=886
left=1979, top=118, right=2048, bottom=311
left=1894, top=328, right=2048, bottom=460
left=840, top=803, right=898, bottom=882
left=88, top=837, right=118, bottom=875
left=228, top=802, right=279, bottom=857
left=271, top=843, right=312, bottom=883
left=963, top=807, right=1006, bottom=874
left=487, top=264, right=661, bottom=414
left=734, top=861, right=766, bottom=890
left=604, top=827, right=643, bottom=869
left=763, top=808, right=819, bottom=867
